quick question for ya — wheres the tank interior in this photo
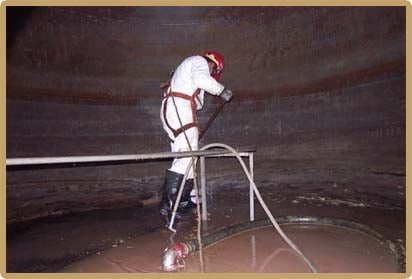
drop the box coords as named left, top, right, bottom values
left=5, top=6, right=406, bottom=273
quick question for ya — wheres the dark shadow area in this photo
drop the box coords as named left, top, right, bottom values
left=6, top=6, right=36, bottom=51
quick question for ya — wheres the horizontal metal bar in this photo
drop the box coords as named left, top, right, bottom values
left=6, top=147, right=255, bottom=166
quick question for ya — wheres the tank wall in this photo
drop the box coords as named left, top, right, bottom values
left=6, top=7, right=405, bottom=223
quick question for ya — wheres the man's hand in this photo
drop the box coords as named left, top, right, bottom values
left=220, top=88, right=233, bottom=102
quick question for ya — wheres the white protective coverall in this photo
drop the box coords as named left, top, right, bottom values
left=160, top=55, right=225, bottom=179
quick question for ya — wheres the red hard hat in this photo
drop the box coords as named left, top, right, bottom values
left=203, top=51, right=224, bottom=81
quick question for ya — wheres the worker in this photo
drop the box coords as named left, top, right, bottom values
left=159, top=51, right=233, bottom=219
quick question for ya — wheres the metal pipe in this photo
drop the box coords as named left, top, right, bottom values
left=200, top=156, right=207, bottom=221
left=249, top=152, right=254, bottom=222
left=199, top=100, right=226, bottom=140
left=6, top=148, right=254, bottom=166
left=167, top=149, right=255, bottom=231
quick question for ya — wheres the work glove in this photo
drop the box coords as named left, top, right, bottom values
left=219, top=88, right=233, bottom=102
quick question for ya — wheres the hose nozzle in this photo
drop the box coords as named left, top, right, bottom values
left=162, top=243, right=191, bottom=271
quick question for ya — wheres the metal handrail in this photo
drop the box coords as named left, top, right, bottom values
left=6, top=147, right=256, bottom=166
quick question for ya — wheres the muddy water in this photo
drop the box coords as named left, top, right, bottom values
left=60, top=223, right=398, bottom=273
left=184, top=225, right=398, bottom=272
left=7, top=190, right=405, bottom=273
left=60, top=230, right=169, bottom=272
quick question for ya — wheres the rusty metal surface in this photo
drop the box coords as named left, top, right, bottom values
left=5, top=7, right=406, bottom=223
left=6, top=7, right=405, bottom=103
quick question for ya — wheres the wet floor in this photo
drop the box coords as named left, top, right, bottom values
left=6, top=189, right=405, bottom=273
left=184, top=225, right=398, bottom=272
left=60, top=223, right=399, bottom=273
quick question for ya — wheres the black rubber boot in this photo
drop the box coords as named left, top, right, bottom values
left=159, top=170, right=184, bottom=216
left=178, top=179, right=193, bottom=208
left=177, top=179, right=199, bottom=218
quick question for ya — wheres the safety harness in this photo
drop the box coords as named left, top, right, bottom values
left=163, top=88, right=201, bottom=142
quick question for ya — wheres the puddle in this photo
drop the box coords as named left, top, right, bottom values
left=184, top=224, right=399, bottom=272
left=60, top=223, right=398, bottom=273
left=7, top=190, right=405, bottom=273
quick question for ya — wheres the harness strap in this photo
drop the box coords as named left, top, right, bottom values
left=163, top=89, right=201, bottom=141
